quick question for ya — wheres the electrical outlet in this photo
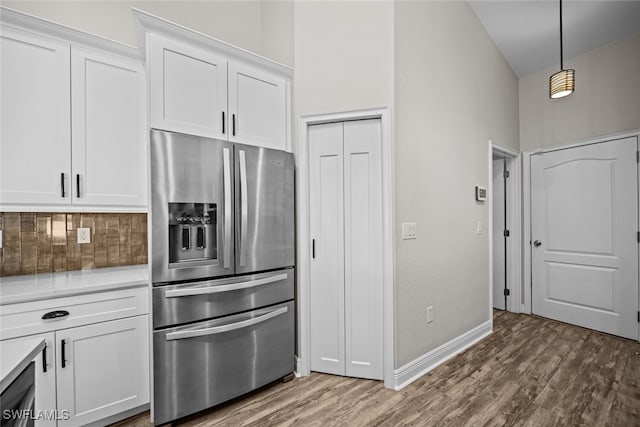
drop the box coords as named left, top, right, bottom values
left=77, top=227, right=91, bottom=244
left=0, top=230, right=3, bottom=248
left=427, top=306, right=434, bottom=323
left=476, top=220, right=483, bottom=235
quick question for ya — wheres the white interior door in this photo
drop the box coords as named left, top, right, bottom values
left=532, top=137, right=639, bottom=340
left=343, top=120, right=383, bottom=380
left=493, top=159, right=506, bottom=310
left=309, top=122, right=345, bottom=376
left=309, top=119, right=383, bottom=380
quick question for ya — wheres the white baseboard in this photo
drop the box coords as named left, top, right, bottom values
left=392, top=320, right=492, bottom=390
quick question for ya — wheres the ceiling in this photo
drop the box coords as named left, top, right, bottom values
left=468, top=0, right=640, bottom=77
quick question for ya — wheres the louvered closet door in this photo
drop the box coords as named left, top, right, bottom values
left=309, top=119, right=383, bottom=380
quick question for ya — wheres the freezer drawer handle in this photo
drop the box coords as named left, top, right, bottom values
left=164, top=273, right=288, bottom=298
left=165, top=306, right=288, bottom=341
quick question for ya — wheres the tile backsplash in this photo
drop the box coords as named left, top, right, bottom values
left=0, top=212, right=148, bottom=277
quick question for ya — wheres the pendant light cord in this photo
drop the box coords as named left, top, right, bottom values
left=559, top=0, right=564, bottom=70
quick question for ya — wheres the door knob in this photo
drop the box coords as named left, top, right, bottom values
left=533, top=240, right=542, bottom=247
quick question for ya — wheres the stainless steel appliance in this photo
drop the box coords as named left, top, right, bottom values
left=150, top=130, right=295, bottom=425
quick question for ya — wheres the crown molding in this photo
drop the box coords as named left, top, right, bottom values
left=131, top=7, right=292, bottom=78
left=0, top=6, right=140, bottom=60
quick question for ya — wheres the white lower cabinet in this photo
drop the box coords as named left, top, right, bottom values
left=0, top=287, right=150, bottom=427
left=56, top=315, right=149, bottom=427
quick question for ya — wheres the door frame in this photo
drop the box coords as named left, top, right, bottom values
left=522, top=129, right=640, bottom=322
left=488, top=142, right=522, bottom=314
left=296, top=107, right=395, bottom=388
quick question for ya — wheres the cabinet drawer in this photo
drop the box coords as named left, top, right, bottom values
left=0, top=287, right=149, bottom=340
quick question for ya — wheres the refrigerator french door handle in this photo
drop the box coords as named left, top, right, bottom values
left=223, top=147, right=232, bottom=269
left=165, top=306, right=288, bottom=341
left=239, top=149, right=248, bottom=267
left=164, top=273, right=288, bottom=298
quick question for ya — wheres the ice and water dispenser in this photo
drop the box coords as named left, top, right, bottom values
left=168, top=203, right=217, bottom=265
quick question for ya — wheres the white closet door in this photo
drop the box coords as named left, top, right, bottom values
left=492, top=159, right=506, bottom=310
left=309, top=122, right=345, bottom=376
left=531, top=137, right=638, bottom=340
left=343, top=120, right=383, bottom=380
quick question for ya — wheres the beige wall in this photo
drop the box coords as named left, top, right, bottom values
left=520, top=32, right=640, bottom=151
left=1, top=0, right=294, bottom=66
left=293, top=0, right=394, bottom=117
left=393, top=0, right=518, bottom=367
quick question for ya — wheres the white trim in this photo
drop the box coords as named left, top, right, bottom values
left=531, top=128, right=640, bottom=154
left=296, top=107, right=395, bottom=389
left=131, top=7, right=291, bottom=77
left=0, top=6, right=140, bottom=59
left=392, top=320, right=492, bottom=391
left=0, top=204, right=148, bottom=213
left=488, top=142, right=522, bottom=314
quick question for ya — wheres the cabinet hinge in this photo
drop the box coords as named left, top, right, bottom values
left=504, top=170, right=510, bottom=179
left=637, top=231, right=640, bottom=243
left=504, top=229, right=510, bottom=237
left=504, top=288, right=511, bottom=297
left=637, top=311, right=640, bottom=323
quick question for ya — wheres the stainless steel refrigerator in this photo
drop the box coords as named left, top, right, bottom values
left=149, top=129, right=295, bottom=425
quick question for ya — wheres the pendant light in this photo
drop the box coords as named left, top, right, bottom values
left=549, top=0, right=575, bottom=99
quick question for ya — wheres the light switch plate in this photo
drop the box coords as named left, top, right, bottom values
left=401, top=222, right=417, bottom=240
left=0, top=230, right=3, bottom=248
left=476, top=220, right=483, bottom=235
left=77, top=227, right=91, bottom=244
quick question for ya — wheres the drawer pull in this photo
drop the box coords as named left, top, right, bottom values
left=166, top=306, right=288, bottom=341
left=165, top=273, right=288, bottom=298
left=41, top=310, right=70, bottom=320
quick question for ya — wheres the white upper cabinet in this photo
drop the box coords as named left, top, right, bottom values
left=228, top=61, right=287, bottom=150
left=135, top=8, right=292, bottom=151
left=149, top=34, right=227, bottom=139
left=71, top=46, right=147, bottom=206
left=0, top=26, right=71, bottom=205
left=0, top=9, right=147, bottom=210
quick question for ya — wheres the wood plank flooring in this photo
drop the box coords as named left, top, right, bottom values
left=113, top=311, right=640, bottom=426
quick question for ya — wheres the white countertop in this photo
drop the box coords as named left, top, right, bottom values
left=0, top=336, right=45, bottom=393
left=0, top=265, right=148, bottom=305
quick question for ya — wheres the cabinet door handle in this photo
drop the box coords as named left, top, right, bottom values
left=60, top=173, right=66, bottom=198
left=312, top=239, right=315, bottom=259
left=232, top=114, right=236, bottom=136
left=222, top=111, right=225, bottom=134
left=61, top=339, right=67, bottom=368
left=76, top=174, right=81, bottom=198
left=42, top=345, right=48, bottom=373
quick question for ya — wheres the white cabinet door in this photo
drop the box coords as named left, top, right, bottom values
left=0, top=26, right=71, bottom=205
left=309, top=122, right=346, bottom=376
left=71, top=46, right=147, bottom=207
left=228, top=61, right=287, bottom=150
left=56, top=315, right=150, bottom=427
left=149, top=34, right=227, bottom=139
left=2, top=333, right=57, bottom=427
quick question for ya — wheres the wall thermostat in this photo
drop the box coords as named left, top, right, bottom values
left=475, top=186, right=487, bottom=202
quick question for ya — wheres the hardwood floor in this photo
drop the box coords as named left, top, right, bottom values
left=114, top=311, right=640, bottom=426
